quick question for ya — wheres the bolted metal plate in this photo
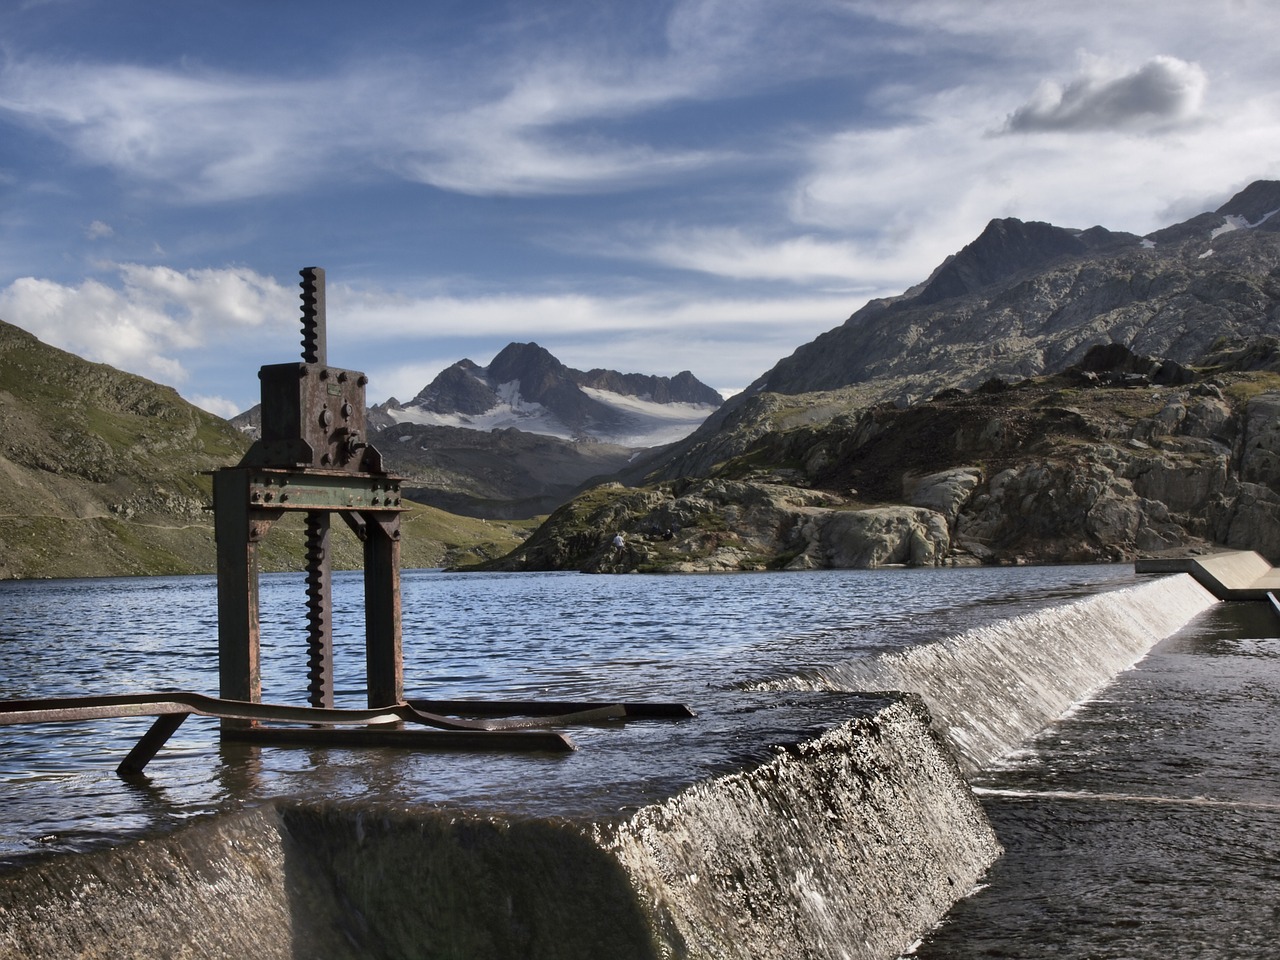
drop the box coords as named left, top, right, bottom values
left=247, top=469, right=406, bottom=511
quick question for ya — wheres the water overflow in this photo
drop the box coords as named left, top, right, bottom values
left=0, top=571, right=1221, bottom=959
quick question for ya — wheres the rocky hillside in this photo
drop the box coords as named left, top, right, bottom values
left=477, top=180, right=1280, bottom=573
left=650, top=180, right=1280, bottom=483
left=0, top=319, right=534, bottom=579
left=479, top=345, right=1280, bottom=573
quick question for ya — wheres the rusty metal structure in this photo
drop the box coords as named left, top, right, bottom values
left=214, top=266, right=404, bottom=716
left=0, top=266, right=691, bottom=774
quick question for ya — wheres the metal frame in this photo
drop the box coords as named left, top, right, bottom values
left=212, top=466, right=406, bottom=713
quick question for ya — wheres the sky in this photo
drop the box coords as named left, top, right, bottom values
left=1, top=0, right=1278, bottom=418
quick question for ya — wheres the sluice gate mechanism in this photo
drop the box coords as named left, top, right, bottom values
left=0, top=267, right=691, bottom=774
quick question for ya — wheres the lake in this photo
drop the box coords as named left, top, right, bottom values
left=6, top=562, right=1273, bottom=958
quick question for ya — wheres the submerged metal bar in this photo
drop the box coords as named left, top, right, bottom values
left=0, top=692, right=555, bottom=731
left=118, top=712, right=189, bottom=776
left=223, top=725, right=574, bottom=753
left=409, top=699, right=696, bottom=719
left=0, top=691, right=634, bottom=772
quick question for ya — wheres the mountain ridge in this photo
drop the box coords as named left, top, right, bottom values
left=379, top=341, right=724, bottom=447
left=643, top=179, right=1280, bottom=485
left=487, top=179, right=1280, bottom=571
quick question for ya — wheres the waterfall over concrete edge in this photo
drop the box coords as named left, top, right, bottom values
left=0, top=572, right=1218, bottom=960
left=762, top=573, right=1218, bottom=772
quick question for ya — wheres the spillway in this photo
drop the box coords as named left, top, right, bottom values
left=0, top=572, right=1218, bottom=960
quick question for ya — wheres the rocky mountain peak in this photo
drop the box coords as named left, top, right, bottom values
left=486, top=342, right=571, bottom=402
left=915, top=218, right=1136, bottom=306
left=389, top=342, right=724, bottom=447
left=410, top=359, right=494, bottom=415
left=1216, top=179, right=1280, bottom=227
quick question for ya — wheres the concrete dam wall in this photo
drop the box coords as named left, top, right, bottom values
left=0, top=574, right=1217, bottom=960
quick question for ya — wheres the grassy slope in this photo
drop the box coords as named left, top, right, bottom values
left=0, top=320, right=534, bottom=579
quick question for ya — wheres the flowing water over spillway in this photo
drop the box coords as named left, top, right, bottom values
left=0, top=564, right=1258, bottom=959
left=911, top=598, right=1280, bottom=959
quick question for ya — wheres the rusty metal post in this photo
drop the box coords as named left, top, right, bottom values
left=214, top=469, right=261, bottom=707
left=299, top=265, right=327, bottom=366
left=364, top=513, right=404, bottom=707
left=215, top=266, right=404, bottom=720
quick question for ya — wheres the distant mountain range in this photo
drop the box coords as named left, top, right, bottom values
left=7, top=179, right=1280, bottom=576
left=373, top=342, right=724, bottom=447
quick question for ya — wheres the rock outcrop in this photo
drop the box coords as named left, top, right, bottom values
left=477, top=346, right=1280, bottom=572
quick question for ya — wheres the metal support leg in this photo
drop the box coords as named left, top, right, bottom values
left=117, top=712, right=189, bottom=776
left=214, top=470, right=261, bottom=709
left=363, top=513, right=403, bottom=707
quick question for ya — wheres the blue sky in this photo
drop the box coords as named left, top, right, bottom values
left=1, top=0, right=1278, bottom=417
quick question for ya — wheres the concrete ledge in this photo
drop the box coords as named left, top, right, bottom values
left=0, top=695, right=999, bottom=960
left=1136, top=550, right=1280, bottom=600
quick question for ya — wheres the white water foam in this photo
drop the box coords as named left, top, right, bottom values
left=761, top=574, right=1217, bottom=773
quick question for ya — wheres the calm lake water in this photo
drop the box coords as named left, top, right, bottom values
left=5, top=562, right=1275, bottom=959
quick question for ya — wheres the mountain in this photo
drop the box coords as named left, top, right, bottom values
left=483, top=346, right=1280, bottom=573
left=377, top=342, right=724, bottom=447
left=376, top=423, right=639, bottom=520
left=647, top=180, right=1280, bottom=483
left=479, top=180, right=1280, bottom=572
left=0, top=319, right=535, bottom=579
left=232, top=343, right=723, bottom=520
left=748, top=181, right=1280, bottom=404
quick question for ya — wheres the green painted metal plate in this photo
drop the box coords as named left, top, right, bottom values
left=248, top=470, right=405, bottom=511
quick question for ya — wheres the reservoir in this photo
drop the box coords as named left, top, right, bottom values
left=0, top=563, right=1271, bottom=957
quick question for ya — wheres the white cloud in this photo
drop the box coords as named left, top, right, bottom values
left=0, top=264, right=859, bottom=412
left=0, top=40, right=729, bottom=202
left=1004, top=57, right=1207, bottom=133
left=590, top=225, right=923, bottom=290
left=788, top=50, right=1280, bottom=267
left=333, top=286, right=854, bottom=342
left=188, top=394, right=244, bottom=419
left=0, top=61, right=330, bottom=202
left=0, top=264, right=297, bottom=386
left=332, top=284, right=859, bottom=403
left=85, top=219, right=113, bottom=239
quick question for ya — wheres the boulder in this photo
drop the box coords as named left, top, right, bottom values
left=904, top=468, right=984, bottom=524
left=1239, top=394, right=1280, bottom=488
left=818, top=507, right=950, bottom=568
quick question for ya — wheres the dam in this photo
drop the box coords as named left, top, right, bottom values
left=0, top=563, right=1242, bottom=958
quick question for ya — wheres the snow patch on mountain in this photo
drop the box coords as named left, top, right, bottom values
left=386, top=384, right=715, bottom=447
left=387, top=392, right=573, bottom=439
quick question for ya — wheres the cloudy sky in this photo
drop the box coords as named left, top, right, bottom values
left=1, top=0, right=1277, bottom=417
